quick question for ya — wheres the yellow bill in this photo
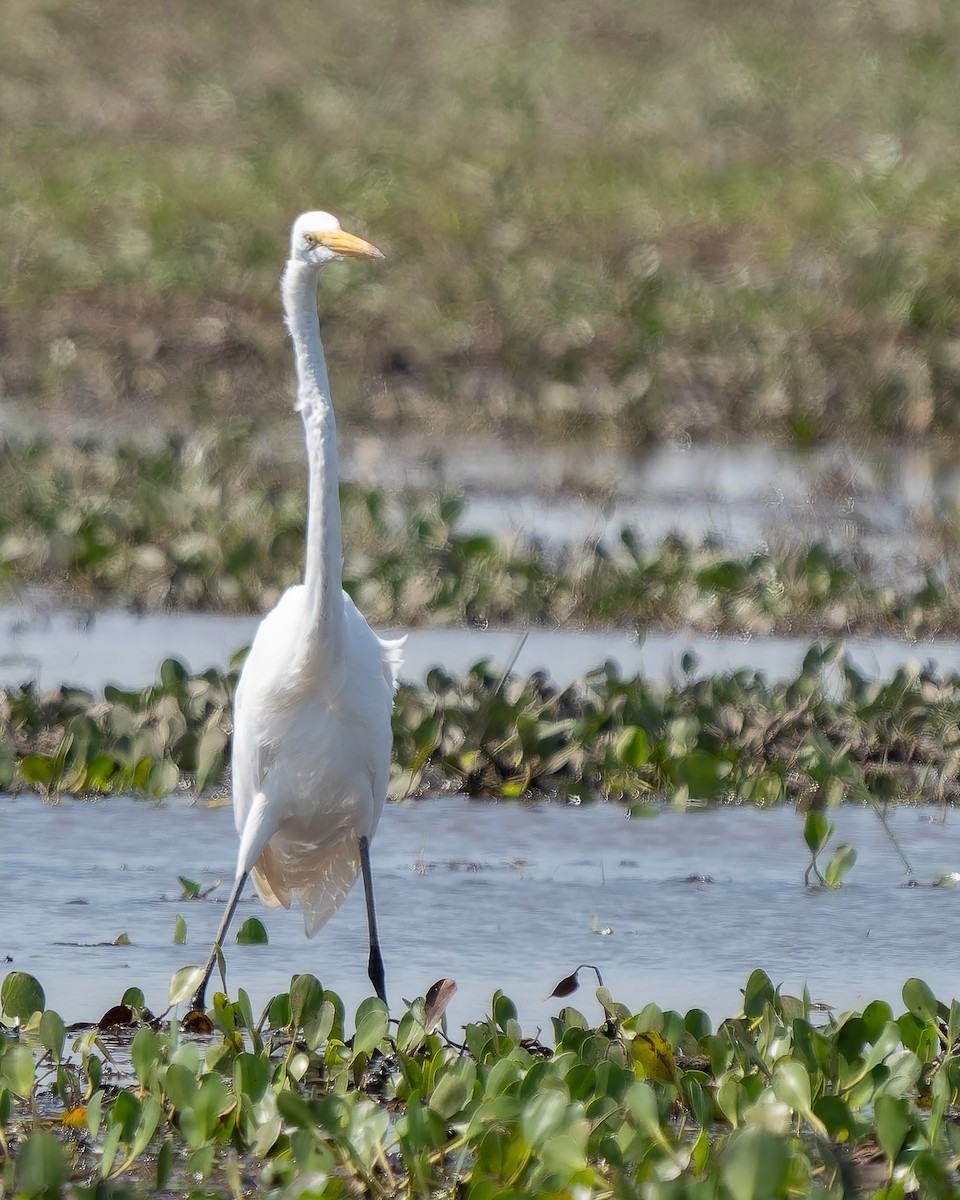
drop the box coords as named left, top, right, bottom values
left=315, top=228, right=384, bottom=260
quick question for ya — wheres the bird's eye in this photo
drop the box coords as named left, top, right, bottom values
left=304, top=232, right=319, bottom=247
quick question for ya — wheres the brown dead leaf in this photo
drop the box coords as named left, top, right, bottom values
left=424, top=978, right=457, bottom=1031
left=97, top=1004, right=134, bottom=1030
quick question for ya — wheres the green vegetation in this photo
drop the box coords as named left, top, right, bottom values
left=7, top=3, right=960, bottom=1191
left=3, top=644, right=958, bottom=809
left=3, top=434, right=960, bottom=636
left=4, top=0, right=960, bottom=444
left=3, top=966, right=960, bottom=1198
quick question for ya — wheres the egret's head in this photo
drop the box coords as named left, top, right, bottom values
left=289, top=211, right=384, bottom=267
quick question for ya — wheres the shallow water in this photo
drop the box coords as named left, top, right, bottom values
left=344, top=436, right=960, bottom=571
left=3, top=435, right=960, bottom=1032
left=2, top=600, right=959, bottom=693
left=2, top=793, right=957, bottom=1031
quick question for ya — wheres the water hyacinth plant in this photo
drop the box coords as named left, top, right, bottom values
left=2, top=644, right=959, bottom=814
left=2, top=965, right=960, bottom=1197
left=3, top=434, right=960, bottom=636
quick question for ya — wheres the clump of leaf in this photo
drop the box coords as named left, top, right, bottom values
left=5, top=434, right=960, bottom=637
left=5, top=644, right=960, bottom=817
left=4, top=966, right=960, bottom=1198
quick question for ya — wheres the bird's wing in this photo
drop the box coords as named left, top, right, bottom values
left=378, top=633, right=406, bottom=691
left=235, top=789, right=281, bottom=878
left=229, top=591, right=303, bottom=841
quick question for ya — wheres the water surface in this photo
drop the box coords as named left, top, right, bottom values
left=3, top=794, right=957, bottom=1031
left=3, top=601, right=960, bottom=693
left=344, top=436, right=960, bottom=573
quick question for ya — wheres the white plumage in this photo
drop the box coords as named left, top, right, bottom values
left=233, top=589, right=402, bottom=933
left=191, top=211, right=399, bottom=1011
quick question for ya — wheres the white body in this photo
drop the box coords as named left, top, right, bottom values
left=229, top=210, right=401, bottom=939
left=232, top=587, right=401, bottom=935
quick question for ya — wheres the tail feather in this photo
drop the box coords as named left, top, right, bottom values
left=250, top=834, right=360, bottom=938
left=250, top=845, right=291, bottom=910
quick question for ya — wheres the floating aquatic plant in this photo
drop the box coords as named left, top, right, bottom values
left=3, top=645, right=958, bottom=815
left=3, top=434, right=960, bottom=637
left=3, top=965, right=960, bottom=1197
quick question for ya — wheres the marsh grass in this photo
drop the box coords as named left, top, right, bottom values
left=4, top=0, right=960, bottom=443
left=3, top=965, right=960, bottom=1198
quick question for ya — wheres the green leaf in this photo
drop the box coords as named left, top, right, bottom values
left=1, top=1043, right=35, bottom=1097
left=233, top=1052, right=270, bottom=1105
left=100, top=1119, right=124, bottom=1179
left=109, top=1089, right=142, bottom=1142
left=276, top=1088, right=315, bottom=1131
left=236, top=917, right=268, bottom=944
left=131, top=1027, right=160, bottom=1090
left=268, top=991, right=292, bottom=1029
left=772, top=1061, right=825, bottom=1135
left=16, top=1131, right=69, bottom=1196
left=624, top=1080, right=661, bottom=1137
left=156, top=1139, right=173, bottom=1192
left=1, top=971, right=45, bottom=1022
left=289, top=973, right=323, bottom=1030
left=723, top=1127, right=790, bottom=1200
left=742, top=969, right=774, bottom=1019
left=682, top=1076, right=715, bottom=1131
left=353, top=997, right=389, bottom=1057
left=674, top=749, right=732, bottom=799
left=160, top=658, right=189, bottom=690
left=615, top=727, right=649, bottom=768
left=303, top=998, right=337, bottom=1051
left=187, top=1073, right=229, bottom=1147
left=875, top=1093, right=912, bottom=1165
left=520, top=1089, right=570, bottom=1147
left=493, top=991, right=518, bottom=1032
left=824, top=842, right=856, bottom=887
left=902, top=977, right=938, bottom=1024
left=162, top=1064, right=198, bottom=1114
left=19, top=754, right=56, bottom=786
left=195, top=727, right=227, bottom=793
left=803, top=810, right=831, bottom=854
left=813, top=1095, right=859, bottom=1141
left=539, top=1124, right=588, bottom=1179
left=173, top=914, right=187, bottom=945
left=399, top=1093, right=447, bottom=1153
left=862, top=999, right=894, bottom=1044
left=430, top=1060, right=477, bottom=1119
left=83, top=752, right=117, bottom=790
left=39, top=1009, right=66, bottom=1062
left=116, top=1095, right=162, bottom=1175
left=85, top=1091, right=104, bottom=1139
left=168, top=966, right=205, bottom=1006
left=874, top=1048, right=922, bottom=1098
left=147, top=758, right=179, bottom=798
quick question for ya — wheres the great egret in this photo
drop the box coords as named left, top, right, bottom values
left=190, top=211, right=402, bottom=1012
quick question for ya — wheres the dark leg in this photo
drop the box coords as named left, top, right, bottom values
left=359, top=835, right=387, bottom=1006
left=190, top=871, right=248, bottom=1012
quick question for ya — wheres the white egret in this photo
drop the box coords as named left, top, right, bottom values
left=190, top=212, right=402, bottom=1011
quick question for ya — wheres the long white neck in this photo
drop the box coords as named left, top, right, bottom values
left=281, top=259, right=344, bottom=657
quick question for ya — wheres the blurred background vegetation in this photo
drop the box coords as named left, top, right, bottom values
left=3, top=0, right=960, bottom=448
